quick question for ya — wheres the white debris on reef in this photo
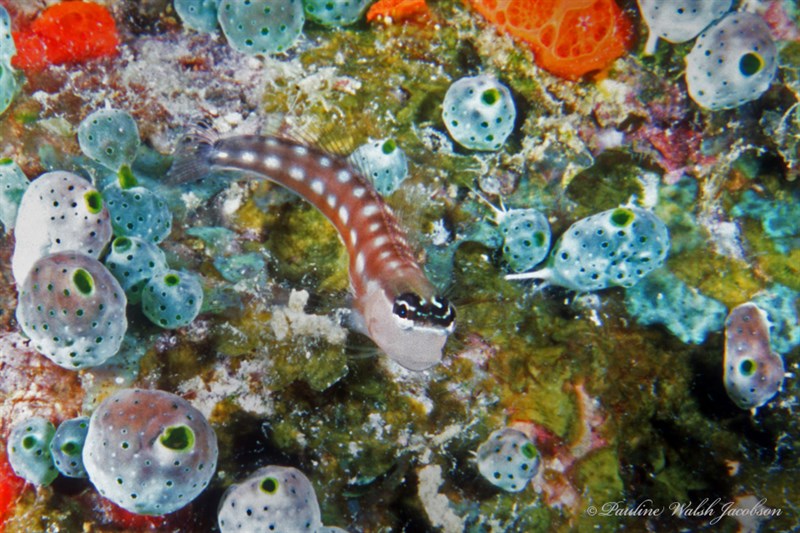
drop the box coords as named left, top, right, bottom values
left=178, top=358, right=275, bottom=419
left=417, top=464, right=466, bottom=533
left=270, top=289, right=347, bottom=345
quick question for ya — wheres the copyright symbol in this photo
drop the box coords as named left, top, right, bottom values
left=586, top=506, right=597, bottom=516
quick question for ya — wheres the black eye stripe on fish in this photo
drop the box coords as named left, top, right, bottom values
left=170, top=125, right=455, bottom=370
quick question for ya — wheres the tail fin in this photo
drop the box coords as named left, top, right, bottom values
left=167, top=118, right=219, bottom=185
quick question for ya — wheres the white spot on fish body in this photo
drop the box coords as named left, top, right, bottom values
left=264, top=155, right=281, bottom=170
left=319, top=156, right=332, bottom=168
left=368, top=222, right=381, bottom=233
left=327, top=194, right=337, bottom=208
left=217, top=151, right=230, bottom=160
left=372, top=235, right=389, bottom=249
left=353, top=187, right=366, bottom=198
left=293, top=146, right=309, bottom=156
left=337, top=170, right=351, bottom=183
left=356, top=252, right=366, bottom=274
left=362, top=204, right=379, bottom=217
left=288, top=166, right=305, bottom=181
left=350, top=229, right=357, bottom=246
left=311, top=180, right=325, bottom=195
left=241, top=152, right=256, bottom=163
left=378, top=250, right=392, bottom=261
left=338, top=205, right=349, bottom=225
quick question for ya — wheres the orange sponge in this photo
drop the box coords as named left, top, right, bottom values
left=469, top=0, right=633, bottom=80
left=12, top=1, right=119, bottom=73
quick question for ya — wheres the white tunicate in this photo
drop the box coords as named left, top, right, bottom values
left=16, top=252, right=127, bottom=369
left=507, top=206, right=670, bottom=292
left=218, top=465, right=323, bottom=533
left=723, top=303, right=785, bottom=410
left=476, top=428, right=540, bottom=492
left=83, top=388, right=218, bottom=515
left=442, top=74, right=516, bottom=151
left=637, top=0, right=732, bottom=54
left=685, top=12, right=778, bottom=111
left=498, top=208, right=551, bottom=273
left=348, top=138, right=409, bottom=195
left=12, top=171, right=112, bottom=285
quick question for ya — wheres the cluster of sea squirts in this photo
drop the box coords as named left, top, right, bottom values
left=0, top=0, right=798, bottom=529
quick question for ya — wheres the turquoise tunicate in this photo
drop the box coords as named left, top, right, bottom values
left=0, top=5, right=15, bottom=63
left=507, top=206, right=670, bottom=292
left=731, top=190, right=800, bottom=254
left=16, top=251, right=128, bottom=369
left=624, top=269, right=727, bottom=344
left=83, top=388, right=218, bottom=515
left=7, top=417, right=58, bottom=486
left=637, top=0, right=732, bottom=54
left=104, top=236, right=169, bottom=304
left=0, top=158, right=28, bottom=234
left=303, top=0, right=369, bottom=26
left=218, top=0, right=304, bottom=55
left=476, top=428, right=540, bottom=492
left=442, top=74, right=516, bottom=151
left=175, top=0, right=221, bottom=33
left=77, top=109, right=141, bottom=171
left=102, top=170, right=173, bottom=244
left=685, top=12, right=777, bottom=110
left=498, top=208, right=551, bottom=273
left=218, top=466, right=323, bottom=533
left=752, top=284, right=800, bottom=356
left=349, top=138, right=409, bottom=195
left=142, top=269, right=204, bottom=328
left=50, top=416, right=90, bottom=478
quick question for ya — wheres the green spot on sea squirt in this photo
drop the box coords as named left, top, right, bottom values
left=160, top=425, right=195, bottom=452
left=72, top=268, right=94, bottom=295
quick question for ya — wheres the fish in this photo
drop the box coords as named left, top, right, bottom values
left=170, top=121, right=455, bottom=370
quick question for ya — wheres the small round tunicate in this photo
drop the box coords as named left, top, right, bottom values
left=50, top=416, right=90, bottom=478
left=142, top=270, right=204, bottom=329
left=218, top=465, right=322, bottom=533
left=349, top=138, right=408, bottom=195
left=83, top=388, right=218, bottom=515
left=0, top=158, right=28, bottom=233
left=102, top=179, right=173, bottom=243
left=218, top=0, right=304, bottom=55
left=16, top=251, right=127, bottom=369
left=476, top=428, right=540, bottom=492
left=78, top=109, right=141, bottom=171
left=637, top=0, right=732, bottom=54
left=175, top=0, right=221, bottom=33
left=498, top=208, right=551, bottom=273
left=12, top=171, right=112, bottom=284
left=724, top=303, right=785, bottom=409
left=303, top=0, right=369, bottom=26
left=685, top=12, right=778, bottom=111
left=104, top=236, right=168, bottom=304
left=7, top=417, right=58, bottom=486
left=442, top=74, right=516, bottom=151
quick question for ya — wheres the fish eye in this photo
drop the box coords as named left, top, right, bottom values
left=393, top=292, right=421, bottom=321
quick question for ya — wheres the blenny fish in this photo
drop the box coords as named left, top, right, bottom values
left=170, top=122, right=455, bottom=370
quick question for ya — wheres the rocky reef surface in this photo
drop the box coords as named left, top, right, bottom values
left=0, top=0, right=799, bottom=531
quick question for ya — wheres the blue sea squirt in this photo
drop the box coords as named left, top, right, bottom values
left=637, top=0, right=732, bottom=54
left=442, top=74, right=516, bottom=151
left=49, top=416, right=90, bottom=478
left=685, top=12, right=778, bottom=110
left=7, top=417, right=58, bottom=487
left=506, top=206, right=669, bottom=292
left=476, top=427, right=540, bottom=492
